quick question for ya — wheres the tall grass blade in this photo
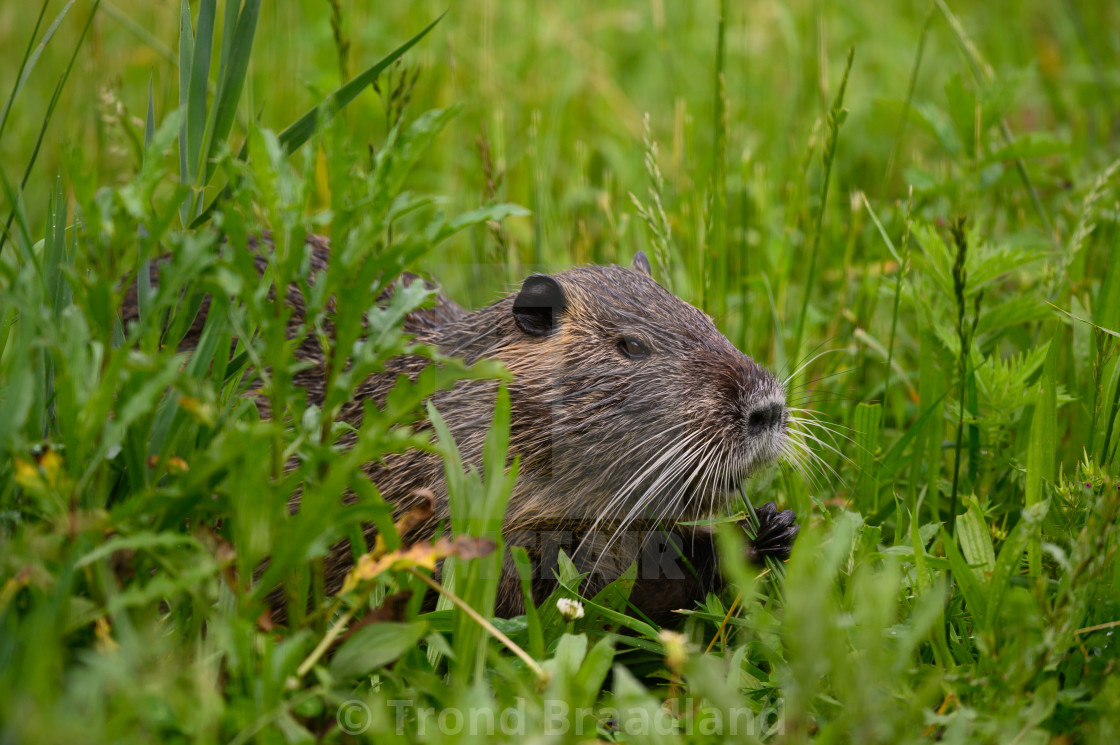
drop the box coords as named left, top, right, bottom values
left=882, top=3, right=934, bottom=190
left=854, top=402, right=882, bottom=512
left=982, top=508, right=1039, bottom=631
left=0, top=0, right=93, bottom=258
left=218, top=0, right=241, bottom=76
left=947, top=218, right=976, bottom=534
left=1102, top=360, right=1120, bottom=469
left=862, top=190, right=912, bottom=435
left=792, top=45, right=854, bottom=365
left=0, top=152, right=36, bottom=258
left=918, top=327, right=944, bottom=520
left=135, top=76, right=156, bottom=324
left=1025, top=332, right=1058, bottom=575
left=186, top=0, right=216, bottom=184
left=879, top=386, right=950, bottom=479
left=0, top=1, right=74, bottom=141
left=41, top=177, right=70, bottom=437
left=177, top=0, right=194, bottom=222
left=708, top=0, right=729, bottom=320
left=1052, top=157, right=1120, bottom=300
left=99, top=2, right=175, bottom=65
left=44, top=175, right=69, bottom=320
left=191, top=12, right=446, bottom=229
left=198, top=0, right=261, bottom=188
left=941, top=527, right=988, bottom=622
left=276, top=13, right=446, bottom=158
left=934, top=0, right=1056, bottom=246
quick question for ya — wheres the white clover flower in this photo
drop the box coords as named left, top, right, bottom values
left=556, top=597, right=585, bottom=621
left=658, top=629, right=689, bottom=671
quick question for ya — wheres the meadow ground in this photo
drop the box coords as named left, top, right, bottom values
left=1, top=1, right=1119, bottom=743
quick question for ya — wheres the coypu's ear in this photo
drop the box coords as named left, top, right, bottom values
left=513, top=274, right=567, bottom=336
left=631, top=251, right=653, bottom=277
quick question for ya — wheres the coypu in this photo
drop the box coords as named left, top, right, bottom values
left=126, top=237, right=800, bottom=622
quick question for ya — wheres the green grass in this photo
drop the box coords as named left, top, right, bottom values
left=2, top=1, right=1120, bottom=742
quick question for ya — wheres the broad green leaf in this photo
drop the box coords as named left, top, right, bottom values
left=329, top=621, right=429, bottom=679
left=77, top=532, right=204, bottom=568
left=895, top=576, right=946, bottom=674
left=573, top=636, right=615, bottom=700
left=941, top=528, right=987, bottom=623
left=510, top=546, right=544, bottom=658
left=106, top=563, right=218, bottom=616
left=983, top=508, right=1042, bottom=630
left=955, top=496, right=995, bottom=578
left=983, top=132, right=1069, bottom=165
left=545, top=632, right=589, bottom=680
left=429, top=203, right=531, bottom=245
left=880, top=387, right=949, bottom=478
left=589, top=560, right=636, bottom=614
left=910, top=510, right=930, bottom=593
left=854, top=402, right=882, bottom=511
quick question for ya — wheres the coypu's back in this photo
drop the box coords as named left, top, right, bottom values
left=122, top=234, right=467, bottom=344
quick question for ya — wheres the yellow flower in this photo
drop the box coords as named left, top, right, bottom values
left=14, top=448, right=65, bottom=491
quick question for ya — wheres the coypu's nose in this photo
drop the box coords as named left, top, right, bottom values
left=746, top=402, right=784, bottom=434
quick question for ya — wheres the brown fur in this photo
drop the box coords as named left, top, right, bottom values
left=125, top=236, right=796, bottom=624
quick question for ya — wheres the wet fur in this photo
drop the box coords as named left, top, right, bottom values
left=125, top=236, right=793, bottom=623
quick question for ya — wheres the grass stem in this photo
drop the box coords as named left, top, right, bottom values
left=792, top=45, right=854, bottom=368
left=407, top=568, right=546, bottom=680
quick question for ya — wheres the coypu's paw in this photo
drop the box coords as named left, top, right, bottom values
left=741, top=502, right=800, bottom=564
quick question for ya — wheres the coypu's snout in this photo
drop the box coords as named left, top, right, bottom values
left=746, top=401, right=784, bottom=435
left=734, top=355, right=788, bottom=475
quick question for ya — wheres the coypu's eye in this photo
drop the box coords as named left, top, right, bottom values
left=618, top=336, right=650, bottom=360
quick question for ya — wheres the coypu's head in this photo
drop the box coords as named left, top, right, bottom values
left=491, top=252, right=790, bottom=528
